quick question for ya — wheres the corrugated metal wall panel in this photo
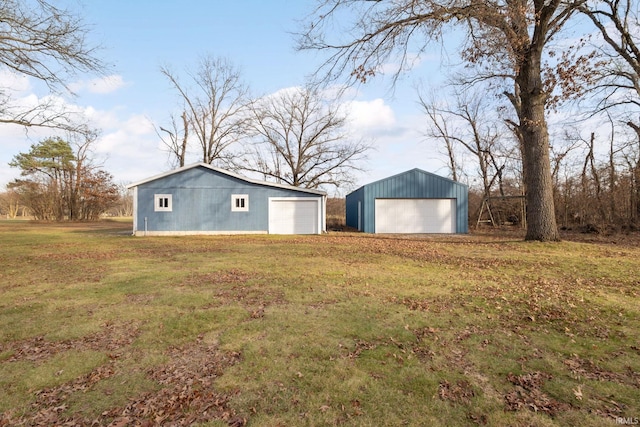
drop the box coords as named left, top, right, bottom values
left=345, top=187, right=364, bottom=230
left=137, top=166, right=321, bottom=233
left=345, top=168, right=468, bottom=234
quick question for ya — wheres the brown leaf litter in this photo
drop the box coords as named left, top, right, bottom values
left=504, top=371, right=570, bottom=417
left=0, top=336, right=245, bottom=426
left=438, top=379, right=476, bottom=404
left=1, top=321, right=139, bottom=363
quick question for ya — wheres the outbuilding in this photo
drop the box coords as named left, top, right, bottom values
left=127, top=163, right=326, bottom=236
left=345, top=168, right=468, bottom=234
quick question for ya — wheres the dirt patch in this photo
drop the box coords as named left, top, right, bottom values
left=36, top=249, right=120, bottom=261
left=471, top=227, right=640, bottom=246
left=341, top=339, right=378, bottom=360
left=338, top=336, right=438, bottom=369
left=14, top=364, right=117, bottom=426
left=217, top=284, right=285, bottom=315
left=322, top=234, right=448, bottom=263
left=389, top=295, right=461, bottom=314
left=397, top=297, right=430, bottom=312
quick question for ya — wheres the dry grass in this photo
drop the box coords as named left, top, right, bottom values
left=0, top=220, right=638, bottom=426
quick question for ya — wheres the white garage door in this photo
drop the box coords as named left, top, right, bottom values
left=375, top=199, right=456, bottom=233
left=269, top=198, right=320, bottom=234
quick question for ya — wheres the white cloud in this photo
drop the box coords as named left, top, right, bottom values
left=0, top=97, right=165, bottom=188
left=69, top=75, right=127, bottom=94
left=90, top=114, right=170, bottom=184
left=343, top=98, right=397, bottom=133
left=95, top=114, right=155, bottom=152
left=83, top=106, right=123, bottom=129
left=0, top=69, right=31, bottom=93
left=340, top=98, right=450, bottom=192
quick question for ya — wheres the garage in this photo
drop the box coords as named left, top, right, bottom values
left=345, top=168, right=468, bottom=234
left=269, top=198, right=321, bottom=234
left=127, top=163, right=326, bottom=236
left=375, top=198, right=456, bottom=233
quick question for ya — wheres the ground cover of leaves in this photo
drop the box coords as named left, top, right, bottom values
left=0, top=221, right=638, bottom=426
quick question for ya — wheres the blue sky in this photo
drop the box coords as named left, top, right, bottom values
left=0, top=0, right=451, bottom=194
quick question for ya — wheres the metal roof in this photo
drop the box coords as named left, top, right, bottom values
left=126, top=162, right=327, bottom=196
left=347, top=168, right=467, bottom=195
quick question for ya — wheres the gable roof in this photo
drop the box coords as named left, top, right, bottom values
left=127, top=163, right=327, bottom=196
left=349, top=168, right=467, bottom=194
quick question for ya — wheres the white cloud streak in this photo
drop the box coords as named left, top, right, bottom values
left=68, top=75, right=127, bottom=94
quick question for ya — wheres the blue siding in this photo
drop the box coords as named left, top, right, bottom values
left=135, top=166, right=321, bottom=233
left=345, top=186, right=364, bottom=230
left=345, top=168, right=468, bottom=234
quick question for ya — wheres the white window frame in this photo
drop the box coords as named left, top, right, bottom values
left=154, top=194, right=172, bottom=212
left=231, top=194, right=249, bottom=212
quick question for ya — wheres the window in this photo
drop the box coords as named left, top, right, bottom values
left=154, top=194, right=172, bottom=212
left=231, top=194, right=249, bottom=212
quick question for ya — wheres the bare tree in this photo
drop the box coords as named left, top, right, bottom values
left=579, top=0, right=640, bottom=225
left=116, top=183, right=134, bottom=217
left=579, top=0, right=640, bottom=113
left=624, top=121, right=640, bottom=222
left=160, top=56, right=250, bottom=167
left=418, top=91, right=460, bottom=182
left=0, top=188, right=22, bottom=218
left=298, top=0, right=597, bottom=240
left=156, top=111, right=189, bottom=168
left=581, top=132, right=608, bottom=223
left=419, top=88, right=511, bottom=198
left=0, top=0, right=104, bottom=133
left=9, top=135, right=118, bottom=220
left=67, top=129, right=103, bottom=220
left=241, top=86, right=370, bottom=190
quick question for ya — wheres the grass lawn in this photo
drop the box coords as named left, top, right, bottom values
left=0, top=220, right=638, bottom=426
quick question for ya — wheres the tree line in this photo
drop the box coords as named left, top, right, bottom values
left=3, top=135, right=130, bottom=221
left=2, top=0, right=640, bottom=238
left=408, top=0, right=640, bottom=233
left=296, top=0, right=640, bottom=240
left=419, top=85, right=640, bottom=233
left=156, top=58, right=370, bottom=190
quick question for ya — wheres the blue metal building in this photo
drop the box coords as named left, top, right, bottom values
left=127, top=163, right=326, bottom=236
left=345, top=168, right=468, bottom=234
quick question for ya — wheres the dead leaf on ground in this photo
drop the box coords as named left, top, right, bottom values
left=504, top=372, right=569, bottom=417
left=438, top=379, right=476, bottom=404
left=1, top=341, right=244, bottom=427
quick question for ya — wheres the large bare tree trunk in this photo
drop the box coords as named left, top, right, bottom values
left=518, top=53, right=560, bottom=241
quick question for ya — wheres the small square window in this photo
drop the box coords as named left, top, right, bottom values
left=154, top=194, right=172, bottom=212
left=231, top=194, right=249, bottom=212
